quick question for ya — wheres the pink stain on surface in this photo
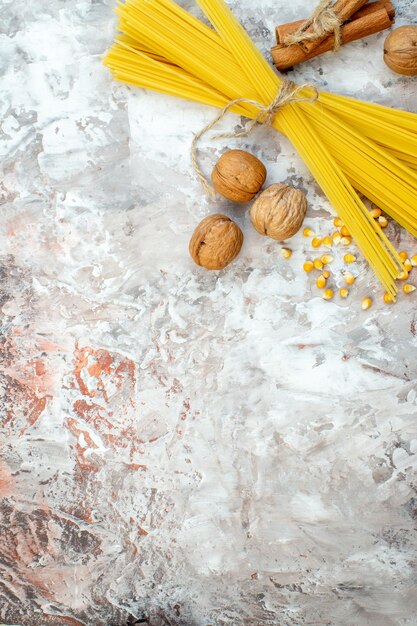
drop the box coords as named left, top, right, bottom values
left=0, top=501, right=103, bottom=622
left=27, top=395, right=48, bottom=427
left=65, top=416, right=101, bottom=472
left=65, top=343, right=140, bottom=470
left=0, top=336, right=53, bottom=433
left=0, top=460, right=16, bottom=497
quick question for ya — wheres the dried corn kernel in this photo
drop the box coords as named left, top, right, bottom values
left=316, top=275, right=327, bottom=289
left=411, top=255, right=417, bottom=267
left=378, top=216, right=388, bottom=228
left=341, top=236, right=352, bottom=246
left=344, top=272, right=355, bottom=285
left=280, top=248, right=292, bottom=259
left=340, top=288, right=349, bottom=299
left=398, top=270, right=409, bottom=281
left=340, top=226, right=350, bottom=237
left=303, top=261, right=314, bottom=273
left=322, top=236, right=333, bottom=247
left=322, top=289, right=334, bottom=301
left=383, top=292, right=395, bottom=304
left=323, top=270, right=331, bottom=279
left=313, top=258, right=324, bottom=271
left=332, top=232, right=342, bottom=245
left=321, top=254, right=334, bottom=265
left=399, top=251, right=409, bottom=262
left=404, top=259, right=412, bottom=272
left=312, top=237, right=322, bottom=248
left=370, top=207, right=382, bottom=219
left=403, top=284, right=416, bottom=294
left=362, top=298, right=373, bottom=310
left=303, top=227, right=314, bottom=237
left=333, top=218, right=343, bottom=228
left=344, top=254, right=356, bottom=264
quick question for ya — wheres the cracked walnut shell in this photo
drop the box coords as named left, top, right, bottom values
left=211, top=150, right=267, bottom=202
left=189, top=214, right=243, bottom=270
left=250, top=183, right=307, bottom=241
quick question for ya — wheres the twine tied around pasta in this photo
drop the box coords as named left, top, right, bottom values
left=283, top=0, right=343, bottom=51
left=191, top=80, right=319, bottom=198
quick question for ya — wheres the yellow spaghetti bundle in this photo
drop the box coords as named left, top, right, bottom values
left=104, top=0, right=417, bottom=295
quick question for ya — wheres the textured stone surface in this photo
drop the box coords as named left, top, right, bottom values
left=1, top=0, right=417, bottom=625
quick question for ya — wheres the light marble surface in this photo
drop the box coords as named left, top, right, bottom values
left=1, top=0, right=417, bottom=624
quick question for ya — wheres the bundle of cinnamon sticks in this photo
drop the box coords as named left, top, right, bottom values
left=271, top=0, right=395, bottom=71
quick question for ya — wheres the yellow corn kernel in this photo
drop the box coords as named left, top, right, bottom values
left=383, top=292, right=395, bottom=304
left=280, top=248, right=292, bottom=259
left=313, top=258, right=324, bottom=271
left=340, top=288, right=349, bottom=299
left=303, top=227, right=314, bottom=237
left=378, top=216, right=388, bottom=228
left=398, top=269, right=409, bottom=281
left=362, top=298, right=373, bottom=310
left=399, top=251, right=409, bottom=262
left=344, top=254, right=356, bottom=264
left=411, top=255, right=417, bottom=267
left=332, top=232, right=342, bottom=245
left=333, top=218, right=343, bottom=228
left=340, top=226, right=350, bottom=237
left=323, top=270, right=331, bottom=279
left=321, top=254, right=334, bottom=265
left=312, top=237, right=322, bottom=248
left=370, top=207, right=382, bottom=218
left=303, top=261, right=314, bottom=273
left=341, top=236, right=352, bottom=246
left=404, top=259, right=412, bottom=272
left=322, top=289, right=334, bottom=301
left=322, top=236, right=333, bottom=247
left=316, top=275, right=327, bottom=289
left=403, top=284, right=416, bottom=294
left=344, top=272, right=355, bottom=285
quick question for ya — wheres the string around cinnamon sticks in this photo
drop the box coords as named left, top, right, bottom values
left=283, top=0, right=344, bottom=52
left=283, top=0, right=369, bottom=53
left=271, top=0, right=395, bottom=72
left=276, top=1, right=395, bottom=44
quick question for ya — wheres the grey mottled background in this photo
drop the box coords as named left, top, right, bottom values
left=1, top=0, right=417, bottom=624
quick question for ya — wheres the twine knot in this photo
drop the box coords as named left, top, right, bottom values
left=191, top=80, right=319, bottom=198
left=283, top=0, right=343, bottom=51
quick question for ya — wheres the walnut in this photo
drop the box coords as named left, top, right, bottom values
left=250, top=183, right=307, bottom=241
left=189, top=214, right=243, bottom=270
left=211, top=150, right=267, bottom=203
left=384, top=26, right=417, bottom=76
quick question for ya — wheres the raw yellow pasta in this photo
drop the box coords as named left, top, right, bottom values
left=104, top=0, right=417, bottom=295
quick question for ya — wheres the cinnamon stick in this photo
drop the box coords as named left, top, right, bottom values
left=292, top=0, right=370, bottom=54
left=271, top=7, right=393, bottom=72
left=276, top=1, right=395, bottom=44
left=352, top=0, right=395, bottom=20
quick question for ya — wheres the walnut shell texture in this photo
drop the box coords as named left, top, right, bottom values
left=384, top=26, right=417, bottom=76
left=189, top=214, right=244, bottom=270
left=250, top=183, right=307, bottom=241
left=211, top=150, right=267, bottom=203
